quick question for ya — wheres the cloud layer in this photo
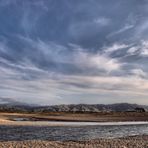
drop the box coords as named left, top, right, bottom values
left=0, top=0, right=148, bottom=105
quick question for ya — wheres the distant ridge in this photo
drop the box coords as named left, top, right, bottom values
left=0, top=103, right=148, bottom=113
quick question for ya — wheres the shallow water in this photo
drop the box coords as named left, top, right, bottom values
left=30, top=121, right=148, bottom=126
left=0, top=122, right=148, bottom=141
left=13, top=118, right=148, bottom=126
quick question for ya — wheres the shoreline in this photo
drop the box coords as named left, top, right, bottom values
left=0, top=119, right=148, bottom=127
left=1, top=112, right=148, bottom=123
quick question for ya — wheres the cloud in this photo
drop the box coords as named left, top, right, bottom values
left=126, top=40, right=148, bottom=56
left=139, top=40, right=148, bottom=56
left=127, top=46, right=139, bottom=54
left=1, top=35, right=148, bottom=105
left=93, top=17, right=111, bottom=26
left=1, top=61, right=148, bottom=105
left=104, top=43, right=129, bottom=53
left=75, top=51, right=121, bottom=73
left=108, top=24, right=135, bottom=38
left=0, top=36, right=123, bottom=105
left=0, top=0, right=148, bottom=105
left=131, top=69, right=147, bottom=78
left=10, top=36, right=121, bottom=75
left=1, top=35, right=148, bottom=104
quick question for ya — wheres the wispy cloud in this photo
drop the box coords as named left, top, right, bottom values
left=1, top=36, right=148, bottom=105
left=108, top=24, right=134, bottom=38
left=104, top=43, right=129, bottom=53
left=0, top=0, right=148, bottom=105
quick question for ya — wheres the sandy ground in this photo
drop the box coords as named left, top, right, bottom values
left=1, top=112, right=148, bottom=123
left=0, top=136, right=147, bottom=148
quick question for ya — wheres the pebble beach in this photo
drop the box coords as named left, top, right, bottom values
left=0, top=136, right=147, bottom=148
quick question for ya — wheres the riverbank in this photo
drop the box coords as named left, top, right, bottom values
left=1, top=112, right=148, bottom=123
left=0, top=135, right=147, bottom=148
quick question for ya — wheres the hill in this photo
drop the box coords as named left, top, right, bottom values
left=0, top=103, right=147, bottom=113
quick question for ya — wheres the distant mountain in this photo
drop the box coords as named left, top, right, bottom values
left=0, top=104, right=34, bottom=113
left=34, top=103, right=148, bottom=113
left=0, top=103, right=147, bottom=113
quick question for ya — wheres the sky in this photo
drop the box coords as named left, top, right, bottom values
left=0, top=0, right=148, bottom=105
